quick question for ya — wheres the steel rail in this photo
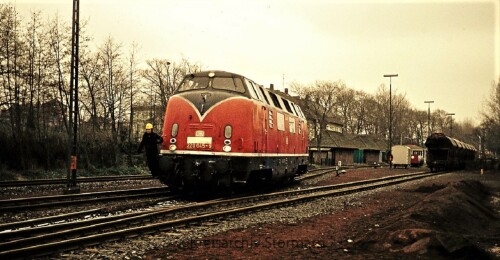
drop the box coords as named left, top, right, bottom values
left=0, top=175, right=153, bottom=187
left=0, top=187, right=171, bottom=212
left=0, top=171, right=437, bottom=258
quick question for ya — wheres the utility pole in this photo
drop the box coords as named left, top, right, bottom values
left=424, top=100, right=434, bottom=137
left=65, top=0, right=80, bottom=194
left=446, top=113, right=455, bottom=137
left=384, top=74, right=398, bottom=168
left=282, top=73, right=285, bottom=91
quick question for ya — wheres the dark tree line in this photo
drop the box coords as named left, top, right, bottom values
left=480, top=79, right=500, bottom=158
left=292, top=79, right=493, bottom=156
left=0, top=4, right=201, bottom=173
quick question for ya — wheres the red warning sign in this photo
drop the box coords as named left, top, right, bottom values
left=70, top=156, right=77, bottom=170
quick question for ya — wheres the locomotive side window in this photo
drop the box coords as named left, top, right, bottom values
left=178, top=76, right=209, bottom=92
left=289, top=117, right=296, bottom=133
left=282, top=99, right=294, bottom=114
left=245, top=79, right=263, bottom=101
left=295, top=105, right=305, bottom=118
left=258, top=86, right=271, bottom=105
left=275, top=96, right=287, bottom=112
left=277, top=112, right=285, bottom=131
left=251, top=82, right=266, bottom=101
left=268, top=92, right=282, bottom=109
left=212, top=77, right=245, bottom=93
left=289, top=102, right=298, bottom=117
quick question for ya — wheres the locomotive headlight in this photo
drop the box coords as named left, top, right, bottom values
left=171, top=123, right=178, bottom=137
left=223, top=145, right=231, bottom=152
left=224, top=125, right=232, bottom=139
left=170, top=138, right=177, bottom=144
left=224, top=139, right=231, bottom=145
left=169, top=144, right=177, bottom=151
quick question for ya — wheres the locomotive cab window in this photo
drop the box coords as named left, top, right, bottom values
left=178, top=76, right=209, bottom=92
left=212, top=77, right=245, bottom=93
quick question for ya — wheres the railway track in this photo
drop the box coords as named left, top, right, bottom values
left=0, top=175, right=153, bottom=187
left=0, top=170, right=439, bottom=259
left=0, top=166, right=342, bottom=213
left=297, top=166, right=344, bottom=181
left=0, top=187, right=172, bottom=212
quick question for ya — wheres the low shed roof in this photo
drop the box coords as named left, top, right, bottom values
left=311, top=131, right=387, bottom=151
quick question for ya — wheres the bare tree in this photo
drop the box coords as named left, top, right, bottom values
left=292, top=80, right=340, bottom=161
left=0, top=3, right=24, bottom=136
left=481, top=79, right=500, bottom=155
left=408, top=109, right=427, bottom=145
left=80, top=51, right=103, bottom=131
left=0, top=3, right=31, bottom=169
left=141, top=57, right=202, bottom=125
left=391, top=93, right=411, bottom=145
left=99, top=35, right=125, bottom=164
left=127, top=42, right=140, bottom=146
left=142, top=58, right=170, bottom=115
left=373, top=84, right=390, bottom=143
left=335, top=83, right=356, bottom=134
left=0, top=4, right=213, bottom=172
left=46, top=14, right=71, bottom=133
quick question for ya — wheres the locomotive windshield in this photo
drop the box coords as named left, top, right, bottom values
left=212, top=77, right=245, bottom=93
left=177, top=75, right=245, bottom=94
left=177, top=76, right=210, bottom=91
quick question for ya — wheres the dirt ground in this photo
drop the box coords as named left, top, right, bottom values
left=145, top=168, right=500, bottom=259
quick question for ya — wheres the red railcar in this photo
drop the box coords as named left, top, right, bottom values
left=157, top=71, right=309, bottom=190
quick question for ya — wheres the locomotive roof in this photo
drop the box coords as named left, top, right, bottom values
left=185, top=70, right=245, bottom=78
left=179, top=70, right=306, bottom=119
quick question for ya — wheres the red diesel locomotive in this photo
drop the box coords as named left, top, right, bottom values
left=157, top=71, right=309, bottom=189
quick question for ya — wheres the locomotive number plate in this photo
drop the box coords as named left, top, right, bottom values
left=187, top=137, right=212, bottom=150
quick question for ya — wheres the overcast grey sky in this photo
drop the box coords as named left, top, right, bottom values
left=15, top=0, right=499, bottom=124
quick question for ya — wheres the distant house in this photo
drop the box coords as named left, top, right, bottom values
left=354, top=135, right=388, bottom=164
left=310, top=131, right=386, bottom=166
